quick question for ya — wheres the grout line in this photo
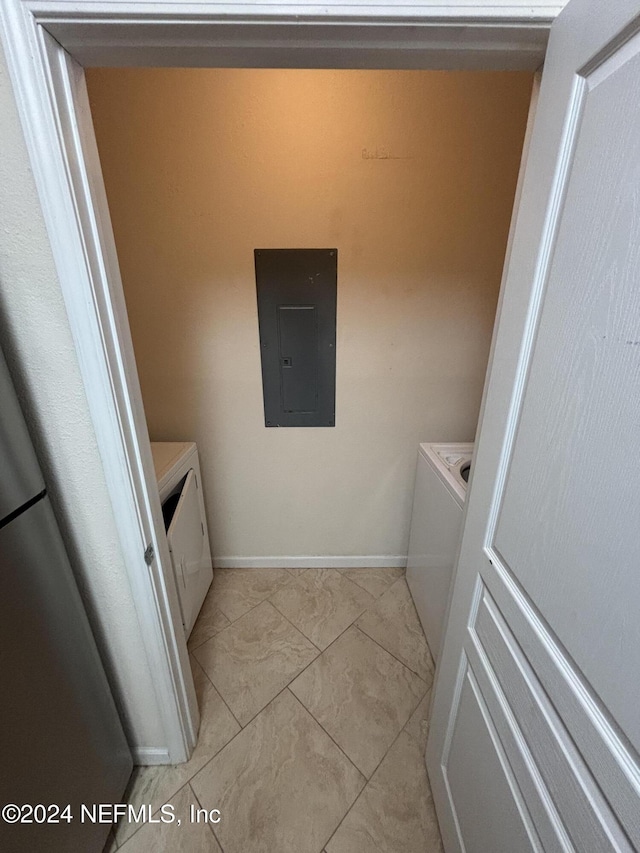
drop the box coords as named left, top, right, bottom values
left=113, top=774, right=147, bottom=848
left=336, top=566, right=405, bottom=597
left=321, top=781, right=366, bottom=849
left=126, top=689, right=249, bottom=828
left=194, top=596, right=274, bottom=646
left=278, top=605, right=376, bottom=694
left=277, top=616, right=421, bottom=783
left=403, top=580, right=437, bottom=672
left=226, top=610, right=363, bottom=728
left=170, top=731, right=238, bottom=803
left=222, top=639, right=321, bottom=731
left=353, top=620, right=432, bottom=686
left=190, top=654, right=242, bottom=730
left=321, top=711, right=414, bottom=851
left=188, top=596, right=329, bottom=735
left=183, top=674, right=367, bottom=827
left=183, top=678, right=349, bottom=798
left=266, top=569, right=383, bottom=657
left=284, top=617, right=361, bottom=685
left=402, top=686, right=433, bottom=747
left=283, top=621, right=428, bottom=783
left=331, top=570, right=381, bottom=604
left=352, top=577, right=435, bottom=681
left=187, top=620, right=229, bottom=653
left=115, top=776, right=193, bottom=849
left=286, top=688, right=368, bottom=783
left=219, top=610, right=365, bottom=733
left=268, top=597, right=323, bottom=652
left=188, top=782, right=227, bottom=853
left=229, top=681, right=293, bottom=731
left=205, top=568, right=296, bottom=631
left=208, top=595, right=261, bottom=628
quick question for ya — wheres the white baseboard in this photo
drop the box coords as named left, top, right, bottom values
left=132, top=747, right=171, bottom=766
left=212, top=556, right=408, bottom=569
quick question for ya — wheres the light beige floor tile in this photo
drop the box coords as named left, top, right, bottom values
left=103, top=830, right=118, bottom=852
left=188, top=589, right=231, bottom=651
left=117, top=784, right=222, bottom=853
left=291, top=627, right=426, bottom=777
left=209, top=568, right=292, bottom=622
left=404, top=688, right=432, bottom=754
left=193, top=600, right=318, bottom=725
left=270, top=569, right=374, bottom=649
left=326, top=731, right=443, bottom=853
left=356, top=579, right=434, bottom=683
left=115, top=664, right=239, bottom=845
left=339, top=567, right=405, bottom=598
left=191, top=690, right=365, bottom=853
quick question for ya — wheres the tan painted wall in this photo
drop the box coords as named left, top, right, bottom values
left=0, top=45, right=165, bottom=749
left=87, top=69, right=532, bottom=560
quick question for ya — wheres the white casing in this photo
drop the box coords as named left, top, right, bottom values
left=406, top=442, right=473, bottom=659
left=151, top=442, right=213, bottom=637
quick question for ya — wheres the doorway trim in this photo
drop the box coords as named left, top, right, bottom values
left=0, top=0, right=560, bottom=763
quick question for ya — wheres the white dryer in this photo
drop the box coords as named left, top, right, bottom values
left=406, top=442, right=473, bottom=660
left=151, top=442, right=213, bottom=638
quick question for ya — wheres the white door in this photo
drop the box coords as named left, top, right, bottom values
left=427, top=1, right=640, bottom=850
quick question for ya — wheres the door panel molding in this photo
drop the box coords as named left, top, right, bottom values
left=482, top=553, right=640, bottom=846
left=581, top=15, right=640, bottom=87
left=466, top=618, right=571, bottom=853
left=440, top=652, right=470, bottom=850
left=441, top=578, right=484, bottom=774
left=444, top=659, right=542, bottom=852
left=472, top=584, right=632, bottom=850
left=486, top=73, right=586, bottom=547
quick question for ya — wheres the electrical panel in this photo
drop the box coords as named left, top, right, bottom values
left=255, top=249, right=337, bottom=427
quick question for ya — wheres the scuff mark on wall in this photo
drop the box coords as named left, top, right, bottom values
left=361, top=147, right=413, bottom=160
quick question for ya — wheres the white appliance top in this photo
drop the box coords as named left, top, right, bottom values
left=150, top=441, right=196, bottom=491
left=419, top=442, right=474, bottom=505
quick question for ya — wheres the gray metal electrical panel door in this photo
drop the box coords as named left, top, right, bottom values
left=255, top=249, right=337, bottom=427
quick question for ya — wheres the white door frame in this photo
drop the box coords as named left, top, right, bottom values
left=0, top=0, right=561, bottom=764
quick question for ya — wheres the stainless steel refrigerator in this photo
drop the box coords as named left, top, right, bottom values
left=0, top=348, right=132, bottom=851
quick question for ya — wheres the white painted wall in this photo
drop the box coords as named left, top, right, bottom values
left=0, top=44, right=165, bottom=750
left=87, top=68, right=532, bottom=562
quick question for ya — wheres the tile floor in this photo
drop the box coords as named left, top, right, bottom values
left=108, top=567, right=444, bottom=853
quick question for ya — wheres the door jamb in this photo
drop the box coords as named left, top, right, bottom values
left=0, top=0, right=557, bottom=763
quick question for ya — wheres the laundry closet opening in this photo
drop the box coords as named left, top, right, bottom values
left=86, top=69, right=532, bottom=567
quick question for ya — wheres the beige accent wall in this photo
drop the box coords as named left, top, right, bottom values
left=87, top=69, right=532, bottom=561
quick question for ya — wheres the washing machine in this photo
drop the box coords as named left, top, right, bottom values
left=406, top=442, right=473, bottom=660
left=151, top=442, right=213, bottom=638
